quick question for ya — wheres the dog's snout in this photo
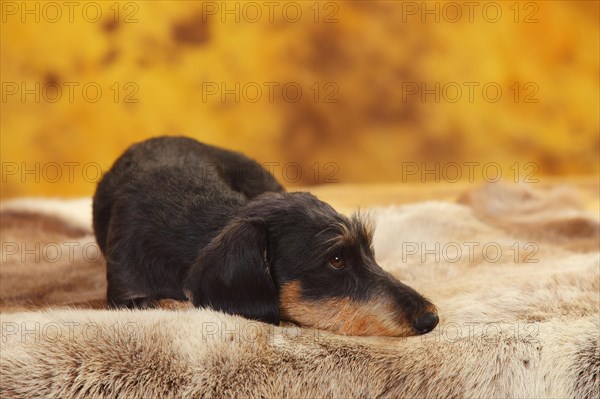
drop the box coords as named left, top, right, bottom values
left=413, top=312, right=439, bottom=334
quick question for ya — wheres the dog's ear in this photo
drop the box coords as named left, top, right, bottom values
left=183, top=218, right=279, bottom=325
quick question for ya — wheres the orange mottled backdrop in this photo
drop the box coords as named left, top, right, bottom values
left=1, top=1, right=598, bottom=198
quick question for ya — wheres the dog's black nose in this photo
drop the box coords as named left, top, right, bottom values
left=413, top=312, right=439, bottom=334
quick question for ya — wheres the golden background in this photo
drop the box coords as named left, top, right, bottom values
left=1, top=0, right=598, bottom=199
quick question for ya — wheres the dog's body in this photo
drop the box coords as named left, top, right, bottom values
left=93, top=136, right=438, bottom=336
left=94, top=137, right=283, bottom=311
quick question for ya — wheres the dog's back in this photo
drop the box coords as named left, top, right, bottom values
left=92, top=136, right=284, bottom=307
left=93, top=136, right=283, bottom=252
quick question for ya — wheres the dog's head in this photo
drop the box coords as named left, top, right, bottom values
left=184, top=192, right=438, bottom=336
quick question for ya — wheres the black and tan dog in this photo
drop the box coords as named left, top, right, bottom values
left=93, top=136, right=438, bottom=336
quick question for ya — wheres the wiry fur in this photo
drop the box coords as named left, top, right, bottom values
left=1, top=183, right=599, bottom=398
left=92, top=137, right=437, bottom=335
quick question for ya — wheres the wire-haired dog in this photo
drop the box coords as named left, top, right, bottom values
left=93, top=136, right=439, bottom=336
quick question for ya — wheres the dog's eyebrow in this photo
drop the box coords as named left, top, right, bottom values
left=351, top=211, right=375, bottom=241
left=313, top=217, right=349, bottom=242
left=315, top=212, right=376, bottom=249
left=319, top=219, right=361, bottom=248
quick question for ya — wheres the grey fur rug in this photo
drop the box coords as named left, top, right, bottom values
left=1, top=183, right=598, bottom=398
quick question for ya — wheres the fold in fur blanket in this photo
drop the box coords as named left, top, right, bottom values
left=1, top=183, right=598, bottom=398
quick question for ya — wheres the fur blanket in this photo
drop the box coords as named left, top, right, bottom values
left=1, top=183, right=598, bottom=398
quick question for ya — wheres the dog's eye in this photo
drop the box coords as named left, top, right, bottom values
left=328, top=256, right=345, bottom=270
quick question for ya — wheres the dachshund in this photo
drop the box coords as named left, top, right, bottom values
left=92, top=136, right=439, bottom=336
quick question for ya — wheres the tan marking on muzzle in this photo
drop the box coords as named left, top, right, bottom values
left=279, top=281, right=415, bottom=337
